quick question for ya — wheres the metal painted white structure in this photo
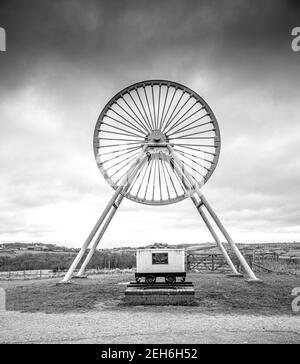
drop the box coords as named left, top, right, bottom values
left=136, top=248, right=185, bottom=274
left=61, top=80, right=260, bottom=283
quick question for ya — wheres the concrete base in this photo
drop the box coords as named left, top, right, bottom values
left=246, top=278, right=263, bottom=284
left=226, top=273, right=244, bottom=278
left=55, top=281, right=73, bottom=286
left=124, top=282, right=196, bottom=306
left=72, top=275, right=88, bottom=279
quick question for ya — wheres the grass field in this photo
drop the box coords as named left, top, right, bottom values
left=2, top=272, right=299, bottom=316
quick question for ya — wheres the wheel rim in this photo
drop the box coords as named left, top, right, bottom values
left=94, top=80, right=221, bottom=205
left=145, top=275, right=155, bottom=284
left=166, top=274, right=176, bottom=283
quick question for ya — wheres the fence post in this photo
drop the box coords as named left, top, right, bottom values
left=249, top=254, right=253, bottom=269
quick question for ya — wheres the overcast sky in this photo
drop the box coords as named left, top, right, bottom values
left=0, top=0, right=299, bottom=247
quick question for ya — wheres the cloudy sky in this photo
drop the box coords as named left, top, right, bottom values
left=0, top=0, right=299, bottom=247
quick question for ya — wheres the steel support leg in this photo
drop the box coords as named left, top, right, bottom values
left=167, top=156, right=239, bottom=275
left=168, top=145, right=260, bottom=281
left=195, top=193, right=259, bottom=281
left=76, top=193, right=125, bottom=276
left=191, top=196, right=241, bottom=275
left=76, top=157, right=148, bottom=277
left=61, top=147, right=148, bottom=283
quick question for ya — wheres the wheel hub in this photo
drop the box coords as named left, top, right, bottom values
left=146, top=130, right=168, bottom=144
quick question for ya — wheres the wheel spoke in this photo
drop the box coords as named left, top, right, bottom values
left=128, top=90, right=153, bottom=132
left=105, top=114, right=145, bottom=136
left=157, top=85, right=162, bottom=130
left=152, top=158, right=157, bottom=200
left=175, top=149, right=211, bottom=172
left=127, top=158, right=148, bottom=193
left=109, top=108, right=146, bottom=135
left=162, top=90, right=185, bottom=132
left=158, top=85, right=170, bottom=130
left=173, top=148, right=214, bottom=164
left=168, top=120, right=212, bottom=137
left=175, top=155, right=206, bottom=179
left=114, top=152, right=145, bottom=184
left=175, top=144, right=217, bottom=156
left=168, top=158, right=188, bottom=194
left=97, top=141, right=143, bottom=149
left=160, top=87, right=178, bottom=131
left=99, top=129, right=145, bottom=139
left=105, top=150, right=140, bottom=173
left=101, top=122, right=145, bottom=138
left=99, top=137, right=145, bottom=143
left=151, top=85, right=157, bottom=130
left=163, top=94, right=192, bottom=133
left=161, top=159, right=171, bottom=200
left=168, top=112, right=211, bottom=137
left=158, top=158, right=162, bottom=201
left=99, top=145, right=140, bottom=157
left=165, top=162, right=178, bottom=196
left=166, top=105, right=206, bottom=135
left=136, top=160, right=151, bottom=197
left=143, top=86, right=155, bottom=130
left=119, top=96, right=150, bottom=134
left=101, top=147, right=141, bottom=166
left=169, top=128, right=216, bottom=140
left=172, top=143, right=217, bottom=148
left=144, top=159, right=154, bottom=199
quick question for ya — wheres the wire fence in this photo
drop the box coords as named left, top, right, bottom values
left=0, top=268, right=134, bottom=281
left=187, top=252, right=300, bottom=275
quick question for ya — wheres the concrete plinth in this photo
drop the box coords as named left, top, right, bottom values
left=246, top=278, right=263, bottom=284
left=226, top=273, right=244, bottom=278
left=56, top=281, right=73, bottom=286
left=72, top=275, right=88, bottom=279
left=124, top=282, right=196, bottom=306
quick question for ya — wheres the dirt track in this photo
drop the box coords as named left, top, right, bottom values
left=1, top=309, right=299, bottom=344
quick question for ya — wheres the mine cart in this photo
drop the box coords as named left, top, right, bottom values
left=135, top=248, right=186, bottom=284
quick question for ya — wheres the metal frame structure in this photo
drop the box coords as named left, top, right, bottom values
left=61, top=80, right=259, bottom=283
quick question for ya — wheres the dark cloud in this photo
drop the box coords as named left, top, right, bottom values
left=0, top=0, right=298, bottom=90
left=0, top=0, right=299, bottom=245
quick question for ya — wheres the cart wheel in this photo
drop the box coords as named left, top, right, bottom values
left=165, top=274, right=176, bottom=284
left=180, top=276, right=186, bottom=283
left=145, top=275, right=156, bottom=285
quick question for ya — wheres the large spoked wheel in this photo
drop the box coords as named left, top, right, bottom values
left=94, top=80, right=221, bottom=205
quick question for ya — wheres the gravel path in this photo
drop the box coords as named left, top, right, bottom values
left=1, top=309, right=299, bottom=344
